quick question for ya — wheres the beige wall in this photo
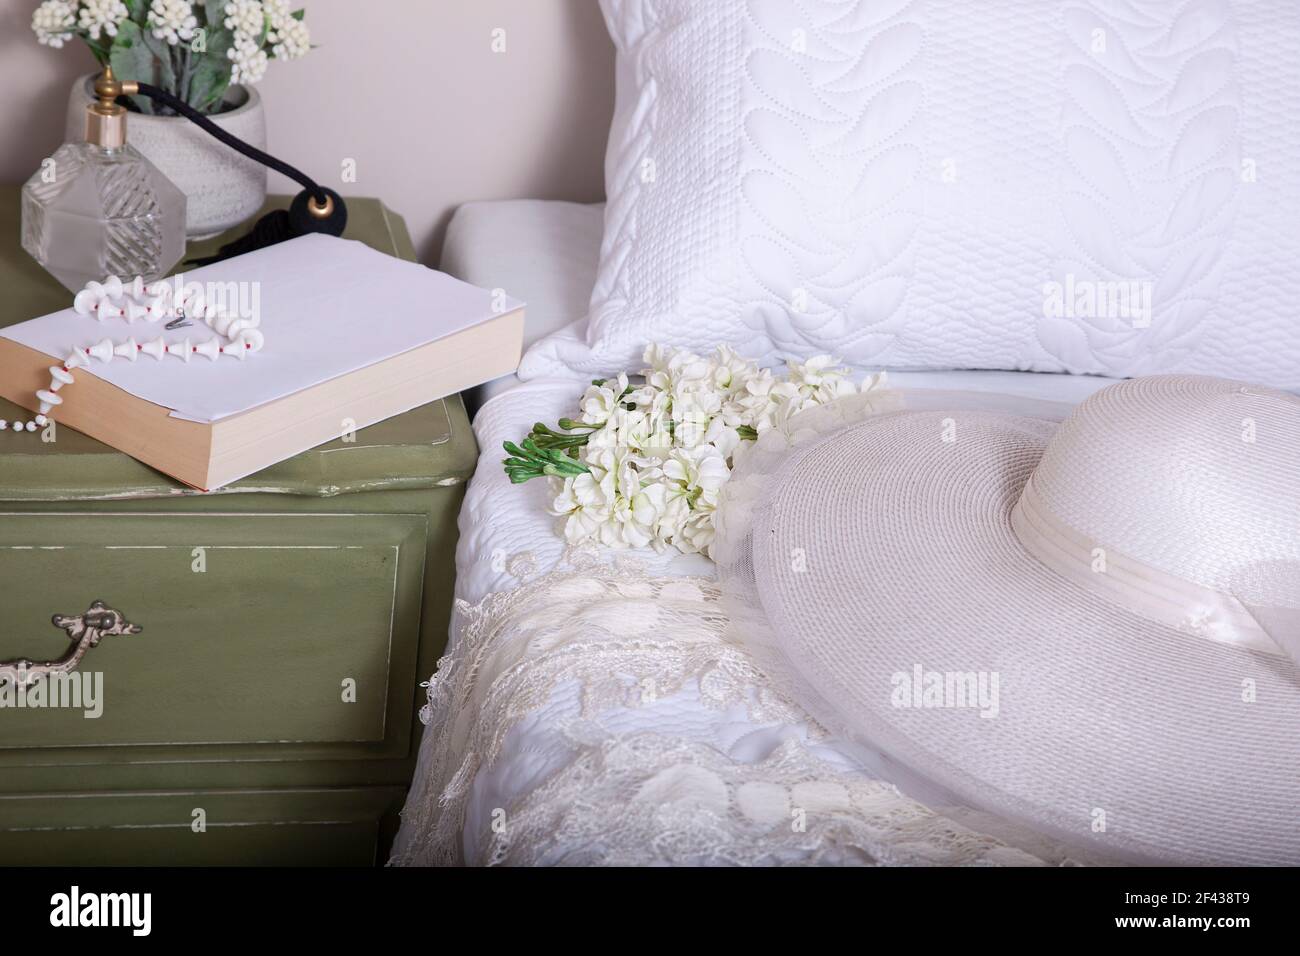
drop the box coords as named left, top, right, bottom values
left=0, top=0, right=615, bottom=263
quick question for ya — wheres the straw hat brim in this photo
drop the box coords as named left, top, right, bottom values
left=751, top=409, right=1300, bottom=865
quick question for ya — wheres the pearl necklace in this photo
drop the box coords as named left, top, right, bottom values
left=0, top=275, right=264, bottom=436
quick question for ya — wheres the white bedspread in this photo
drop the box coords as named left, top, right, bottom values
left=391, top=200, right=1126, bottom=866
left=454, top=371, right=1114, bottom=608
left=391, top=370, right=1120, bottom=866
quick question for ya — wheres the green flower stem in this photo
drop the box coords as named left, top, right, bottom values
left=502, top=439, right=591, bottom=484
left=526, top=421, right=600, bottom=453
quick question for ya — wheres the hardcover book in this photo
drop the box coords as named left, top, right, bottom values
left=0, top=234, right=523, bottom=490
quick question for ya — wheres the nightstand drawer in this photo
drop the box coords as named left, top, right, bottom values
left=0, top=787, right=405, bottom=866
left=0, top=513, right=426, bottom=757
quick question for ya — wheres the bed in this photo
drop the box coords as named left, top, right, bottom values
left=389, top=200, right=1124, bottom=867
left=392, top=0, right=1300, bottom=865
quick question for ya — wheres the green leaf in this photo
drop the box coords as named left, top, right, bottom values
left=187, top=27, right=234, bottom=112
left=292, top=9, right=306, bottom=20
left=205, top=0, right=228, bottom=28
left=190, top=20, right=233, bottom=63
left=737, top=424, right=759, bottom=441
left=187, top=58, right=232, bottom=113
left=108, top=21, right=157, bottom=113
left=135, top=25, right=177, bottom=97
left=123, top=0, right=148, bottom=24
left=80, top=34, right=113, bottom=68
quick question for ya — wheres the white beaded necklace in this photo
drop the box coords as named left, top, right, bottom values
left=0, top=275, right=264, bottom=436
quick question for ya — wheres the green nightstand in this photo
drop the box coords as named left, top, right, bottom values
left=0, top=191, right=477, bottom=865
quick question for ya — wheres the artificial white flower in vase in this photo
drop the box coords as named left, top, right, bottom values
left=33, top=0, right=314, bottom=237
left=504, top=345, right=887, bottom=558
left=33, top=0, right=310, bottom=110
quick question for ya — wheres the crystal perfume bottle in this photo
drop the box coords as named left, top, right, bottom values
left=21, top=68, right=185, bottom=293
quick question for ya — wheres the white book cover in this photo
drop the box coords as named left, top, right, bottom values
left=0, top=233, right=523, bottom=423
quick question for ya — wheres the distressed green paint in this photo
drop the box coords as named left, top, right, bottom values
left=0, top=513, right=426, bottom=750
left=0, top=480, right=469, bottom=781
left=0, top=191, right=474, bottom=500
left=0, top=192, right=479, bottom=863
left=0, top=393, right=476, bottom=500
left=0, top=787, right=405, bottom=866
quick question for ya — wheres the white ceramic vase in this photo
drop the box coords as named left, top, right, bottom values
left=66, top=72, right=267, bottom=241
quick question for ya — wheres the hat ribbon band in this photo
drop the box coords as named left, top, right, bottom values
left=1011, top=478, right=1284, bottom=657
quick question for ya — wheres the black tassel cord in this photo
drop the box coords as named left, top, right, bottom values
left=133, top=82, right=348, bottom=265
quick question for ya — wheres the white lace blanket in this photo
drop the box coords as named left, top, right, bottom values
left=389, top=379, right=1089, bottom=866
left=389, top=561, right=1072, bottom=866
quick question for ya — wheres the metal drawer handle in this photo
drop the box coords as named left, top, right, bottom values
left=0, top=600, right=141, bottom=688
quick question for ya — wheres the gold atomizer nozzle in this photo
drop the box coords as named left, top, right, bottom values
left=307, top=193, right=335, bottom=219
left=85, top=66, right=140, bottom=149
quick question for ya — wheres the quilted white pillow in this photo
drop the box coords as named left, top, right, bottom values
left=520, top=0, right=1300, bottom=391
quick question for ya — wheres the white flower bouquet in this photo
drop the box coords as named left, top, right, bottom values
left=31, top=0, right=310, bottom=114
left=504, top=345, right=886, bottom=557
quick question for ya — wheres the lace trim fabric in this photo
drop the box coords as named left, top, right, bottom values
left=471, top=732, right=1057, bottom=867
left=389, top=551, right=1078, bottom=866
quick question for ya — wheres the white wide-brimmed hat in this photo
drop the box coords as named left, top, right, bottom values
left=715, top=376, right=1300, bottom=865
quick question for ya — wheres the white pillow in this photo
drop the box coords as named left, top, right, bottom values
left=520, top=0, right=1300, bottom=391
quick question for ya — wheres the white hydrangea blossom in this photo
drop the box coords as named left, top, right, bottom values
left=264, top=0, right=309, bottom=59
left=263, top=0, right=292, bottom=28
left=659, top=444, right=730, bottom=553
left=32, top=0, right=76, bottom=47
left=77, top=0, right=129, bottom=40
left=227, top=37, right=268, bottom=84
left=148, top=0, right=198, bottom=46
left=542, top=344, right=886, bottom=558
left=31, top=0, right=312, bottom=105
left=223, top=0, right=264, bottom=39
left=550, top=472, right=612, bottom=546
left=269, top=16, right=308, bottom=59
left=223, top=0, right=277, bottom=84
